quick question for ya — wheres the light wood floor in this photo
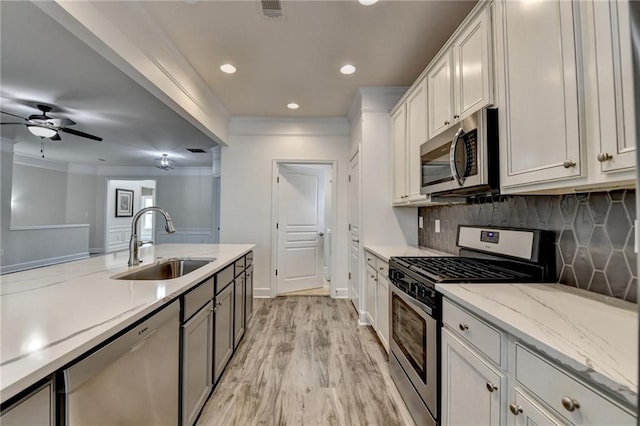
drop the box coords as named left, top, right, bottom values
left=197, top=297, right=415, bottom=426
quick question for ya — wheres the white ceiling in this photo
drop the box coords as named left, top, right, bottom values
left=0, top=0, right=476, bottom=166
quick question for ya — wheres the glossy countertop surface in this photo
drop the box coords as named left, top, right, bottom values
left=363, top=245, right=451, bottom=262
left=0, top=244, right=253, bottom=403
left=437, top=283, right=638, bottom=407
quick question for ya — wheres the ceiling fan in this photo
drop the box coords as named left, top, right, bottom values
left=0, top=104, right=103, bottom=142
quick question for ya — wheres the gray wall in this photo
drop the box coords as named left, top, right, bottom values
left=11, top=163, right=68, bottom=226
left=155, top=175, right=213, bottom=230
left=419, top=190, right=637, bottom=303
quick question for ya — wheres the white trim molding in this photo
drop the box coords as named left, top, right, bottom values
left=230, top=117, right=350, bottom=137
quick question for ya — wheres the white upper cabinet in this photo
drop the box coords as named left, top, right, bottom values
left=406, top=80, right=428, bottom=202
left=391, top=79, right=429, bottom=206
left=391, top=104, right=408, bottom=204
left=428, top=53, right=453, bottom=138
left=454, top=6, right=492, bottom=119
left=428, top=5, right=493, bottom=140
left=495, top=0, right=583, bottom=189
left=591, top=0, right=636, bottom=174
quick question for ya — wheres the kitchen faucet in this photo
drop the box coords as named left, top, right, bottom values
left=128, top=207, right=176, bottom=266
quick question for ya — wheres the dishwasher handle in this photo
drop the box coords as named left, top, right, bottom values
left=63, top=301, right=179, bottom=394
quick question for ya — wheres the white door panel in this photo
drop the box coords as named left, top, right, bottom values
left=277, top=165, right=324, bottom=294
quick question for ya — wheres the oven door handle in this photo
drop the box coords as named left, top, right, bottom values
left=449, top=127, right=467, bottom=186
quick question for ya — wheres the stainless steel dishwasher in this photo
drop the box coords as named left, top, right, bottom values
left=62, top=300, right=180, bottom=426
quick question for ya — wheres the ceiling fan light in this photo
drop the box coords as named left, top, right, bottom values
left=27, top=125, right=57, bottom=139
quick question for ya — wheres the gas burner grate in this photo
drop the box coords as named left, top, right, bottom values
left=403, top=257, right=535, bottom=282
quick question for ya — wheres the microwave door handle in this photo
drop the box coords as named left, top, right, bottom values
left=450, top=128, right=466, bottom=186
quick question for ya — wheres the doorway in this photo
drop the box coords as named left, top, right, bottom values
left=104, top=179, right=156, bottom=253
left=272, top=161, right=335, bottom=296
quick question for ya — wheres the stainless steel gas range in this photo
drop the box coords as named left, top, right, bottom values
left=388, top=225, right=555, bottom=426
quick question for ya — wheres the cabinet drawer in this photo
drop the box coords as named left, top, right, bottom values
left=442, top=299, right=503, bottom=366
left=234, top=258, right=245, bottom=277
left=365, top=252, right=378, bottom=269
left=216, top=264, right=234, bottom=294
left=515, top=344, right=635, bottom=425
left=245, top=251, right=253, bottom=267
left=182, top=278, right=214, bottom=321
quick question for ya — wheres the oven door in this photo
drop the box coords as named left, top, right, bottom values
left=389, top=284, right=438, bottom=418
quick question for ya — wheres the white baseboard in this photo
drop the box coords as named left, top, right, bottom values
left=332, top=288, right=348, bottom=298
left=358, top=312, right=370, bottom=326
left=90, top=248, right=105, bottom=254
left=254, top=288, right=273, bottom=298
left=0, top=252, right=90, bottom=275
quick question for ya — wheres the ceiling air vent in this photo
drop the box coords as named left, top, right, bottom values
left=186, top=148, right=207, bottom=153
left=259, top=0, right=284, bottom=19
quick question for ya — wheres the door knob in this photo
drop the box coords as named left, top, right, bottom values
left=318, top=232, right=325, bottom=237
left=563, top=160, right=576, bottom=168
left=459, top=323, right=469, bottom=331
left=486, top=382, right=498, bottom=392
left=509, top=403, right=523, bottom=416
left=597, top=152, right=613, bottom=162
left=561, top=397, right=580, bottom=412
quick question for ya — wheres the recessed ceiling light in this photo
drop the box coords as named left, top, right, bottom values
left=220, top=64, right=237, bottom=74
left=340, top=64, right=356, bottom=75
left=359, top=0, right=378, bottom=5
left=287, top=103, right=300, bottom=110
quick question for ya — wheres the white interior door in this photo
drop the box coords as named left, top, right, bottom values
left=276, top=164, right=325, bottom=294
left=348, top=151, right=360, bottom=311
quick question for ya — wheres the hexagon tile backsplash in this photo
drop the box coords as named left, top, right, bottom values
left=418, top=189, right=637, bottom=303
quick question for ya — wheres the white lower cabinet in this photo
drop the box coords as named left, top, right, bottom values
left=441, top=298, right=636, bottom=426
left=365, top=264, right=377, bottom=328
left=376, top=273, right=389, bottom=349
left=510, top=388, right=563, bottom=426
left=441, top=329, right=504, bottom=426
left=364, top=250, right=390, bottom=351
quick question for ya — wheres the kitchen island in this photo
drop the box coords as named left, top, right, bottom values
left=0, top=243, right=254, bottom=405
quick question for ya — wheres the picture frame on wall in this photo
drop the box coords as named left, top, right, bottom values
left=115, top=189, right=134, bottom=217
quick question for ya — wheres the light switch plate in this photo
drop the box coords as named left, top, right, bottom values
left=418, top=217, right=424, bottom=229
left=435, top=219, right=441, bottom=233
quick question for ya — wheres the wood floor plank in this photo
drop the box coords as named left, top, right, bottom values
left=197, top=297, right=415, bottom=426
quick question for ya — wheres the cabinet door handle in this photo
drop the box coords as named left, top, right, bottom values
left=453, top=115, right=460, bottom=119
left=379, top=267, right=384, bottom=271
left=561, top=397, right=580, bottom=412
left=485, top=382, right=498, bottom=392
left=509, top=403, right=523, bottom=416
left=597, top=152, right=613, bottom=162
left=444, top=121, right=450, bottom=125
left=459, top=323, right=469, bottom=331
left=563, top=160, right=576, bottom=168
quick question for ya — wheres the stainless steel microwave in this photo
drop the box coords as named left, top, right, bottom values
left=420, top=108, right=499, bottom=197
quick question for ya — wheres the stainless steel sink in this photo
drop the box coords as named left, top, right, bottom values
left=112, top=257, right=215, bottom=280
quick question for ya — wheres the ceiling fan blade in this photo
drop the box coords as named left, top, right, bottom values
left=0, top=110, right=27, bottom=120
left=50, top=133, right=62, bottom=141
left=59, top=127, right=103, bottom=141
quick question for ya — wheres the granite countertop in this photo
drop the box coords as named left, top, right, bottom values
left=0, top=243, right=254, bottom=403
left=437, top=283, right=638, bottom=407
left=364, top=245, right=451, bottom=261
